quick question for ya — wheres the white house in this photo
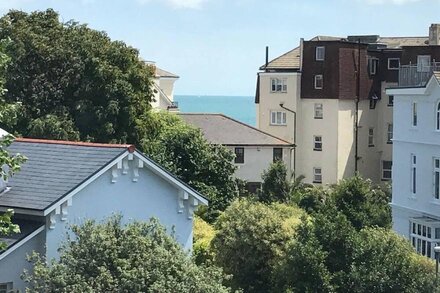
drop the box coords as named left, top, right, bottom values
left=180, top=113, right=294, bottom=192
left=149, top=64, right=180, bottom=111
left=0, top=138, right=207, bottom=291
left=387, top=72, right=440, bottom=259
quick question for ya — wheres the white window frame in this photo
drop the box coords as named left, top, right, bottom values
left=434, top=158, right=440, bottom=200
left=0, top=283, right=12, bottom=293
left=316, top=46, right=325, bottom=61
left=270, top=78, right=287, bottom=93
left=382, top=160, right=392, bottom=181
left=314, top=103, right=323, bottom=119
left=270, top=111, right=287, bottom=126
left=313, top=167, right=322, bottom=183
left=387, top=123, right=393, bottom=144
left=314, top=75, right=323, bottom=89
left=313, top=135, right=322, bottom=151
left=410, top=218, right=440, bottom=258
left=412, top=102, right=418, bottom=127
left=417, top=55, right=431, bottom=73
left=436, top=101, right=440, bottom=131
left=411, top=154, right=417, bottom=195
left=368, top=57, right=379, bottom=75
left=368, top=127, right=374, bottom=147
left=388, top=58, right=400, bottom=70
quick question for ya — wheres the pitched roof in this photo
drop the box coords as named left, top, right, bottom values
left=179, top=113, right=293, bottom=146
left=155, top=67, right=179, bottom=78
left=260, top=47, right=301, bottom=70
left=1, top=139, right=133, bottom=211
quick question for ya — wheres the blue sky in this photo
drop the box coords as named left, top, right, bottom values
left=2, top=0, right=440, bottom=96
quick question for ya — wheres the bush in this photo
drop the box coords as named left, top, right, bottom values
left=193, top=216, right=216, bottom=265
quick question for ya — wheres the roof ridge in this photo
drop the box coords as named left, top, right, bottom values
left=180, top=113, right=294, bottom=145
left=260, top=46, right=300, bottom=69
left=15, top=138, right=135, bottom=153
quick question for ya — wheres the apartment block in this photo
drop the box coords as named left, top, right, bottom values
left=255, top=24, right=440, bottom=185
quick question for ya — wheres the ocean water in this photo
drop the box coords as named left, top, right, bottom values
left=175, top=95, right=256, bottom=126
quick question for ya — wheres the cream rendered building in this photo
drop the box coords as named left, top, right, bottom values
left=256, top=31, right=435, bottom=185
left=146, top=62, right=180, bottom=111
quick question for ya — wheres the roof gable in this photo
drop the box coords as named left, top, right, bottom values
left=0, top=138, right=207, bottom=215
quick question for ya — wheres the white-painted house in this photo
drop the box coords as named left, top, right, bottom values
left=180, top=113, right=294, bottom=192
left=0, top=138, right=207, bottom=291
left=387, top=72, right=440, bottom=259
left=150, top=65, right=180, bottom=111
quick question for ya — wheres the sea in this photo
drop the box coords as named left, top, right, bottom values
left=175, top=95, right=256, bottom=126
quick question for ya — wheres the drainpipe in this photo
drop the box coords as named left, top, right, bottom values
left=355, top=39, right=361, bottom=174
left=280, top=103, right=297, bottom=178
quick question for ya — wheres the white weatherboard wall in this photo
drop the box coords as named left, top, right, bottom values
left=0, top=230, right=45, bottom=291
left=45, top=156, right=196, bottom=261
left=388, top=78, right=440, bottom=256
left=228, top=146, right=292, bottom=182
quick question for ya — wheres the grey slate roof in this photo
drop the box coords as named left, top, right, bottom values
left=180, top=113, right=293, bottom=146
left=0, top=139, right=129, bottom=211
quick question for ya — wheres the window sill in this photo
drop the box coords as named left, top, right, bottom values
left=269, top=124, right=287, bottom=127
left=386, top=141, right=393, bottom=144
left=270, top=91, right=288, bottom=94
left=314, top=117, right=323, bottom=119
left=381, top=178, right=391, bottom=182
left=387, top=104, right=394, bottom=107
left=408, top=195, right=417, bottom=201
left=313, top=181, right=322, bottom=184
left=368, top=144, right=375, bottom=147
left=313, top=149, right=322, bottom=151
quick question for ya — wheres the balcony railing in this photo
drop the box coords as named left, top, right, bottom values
left=399, top=62, right=440, bottom=87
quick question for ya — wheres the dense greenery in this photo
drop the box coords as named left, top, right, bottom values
left=259, top=160, right=290, bottom=203
left=211, top=199, right=305, bottom=293
left=141, top=112, right=238, bottom=222
left=24, top=216, right=233, bottom=293
left=0, top=9, right=154, bottom=143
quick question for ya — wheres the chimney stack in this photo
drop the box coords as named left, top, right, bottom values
left=429, top=24, right=440, bottom=45
left=265, top=46, right=269, bottom=71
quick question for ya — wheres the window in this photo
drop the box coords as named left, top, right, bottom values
left=388, top=58, right=400, bottom=70
left=382, top=160, right=392, bottom=180
left=388, top=95, right=394, bottom=107
left=412, top=102, right=418, bottom=127
left=410, top=218, right=440, bottom=258
left=434, top=158, right=440, bottom=200
left=314, top=103, right=323, bottom=119
left=314, top=75, right=323, bottom=89
left=436, top=102, right=440, bottom=130
left=270, top=78, right=287, bottom=93
left=273, top=148, right=283, bottom=162
left=316, top=46, right=325, bottom=61
left=368, top=57, right=379, bottom=75
left=234, top=147, right=244, bottom=164
left=270, top=111, right=287, bottom=125
left=417, top=55, right=431, bottom=72
left=368, top=127, right=374, bottom=147
left=0, top=283, right=12, bottom=293
left=411, top=154, right=417, bottom=194
left=313, top=135, right=322, bottom=151
left=313, top=167, right=322, bottom=183
left=387, top=123, right=393, bottom=144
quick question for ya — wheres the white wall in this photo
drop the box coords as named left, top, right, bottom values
left=228, top=146, right=292, bottom=182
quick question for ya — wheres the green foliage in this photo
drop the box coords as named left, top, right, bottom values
left=347, top=227, right=436, bottom=293
left=259, top=161, right=290, bottom=203
left=0, top=9, right=154, bottom=143
left=0, top=209, right=20, bottom=251
left=140, top=111, right=238, bottom=222
left=193, top=216, right=216, bottom=265
left=330, top=175, right=391, bottom=230
left=23, top=216, right=233, bottom=293
left=212, top=198, right=305, bottom=293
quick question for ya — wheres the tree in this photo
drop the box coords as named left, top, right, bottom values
left=211, top=198, right=305, bottom=293
left=23, top=216, right=233, bottom=293
left=330, top=175, right=391, bottom=230
left=140, top=111, right=238, bottom=222
left=0, top=9, right=154, bottom=143
left=259, top=161, right=290, bottom=203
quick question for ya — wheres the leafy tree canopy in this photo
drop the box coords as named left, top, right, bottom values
left=140, top=111, right=238, bottom=222
left=212, top=198, right=305, bottom=293
left=0, top=9, right=154, bottom=143
left=23, top=216, right=234, bottom=293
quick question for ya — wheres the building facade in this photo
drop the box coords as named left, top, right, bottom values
left=256, top=24, right=440, bottom=185
left=146, top=62, right=180, bottom=111
left=180, top=113, right=293, bottom=191
left=0, top=138, right=207, bottom=291
left=387, top=72, right=440, bottom=259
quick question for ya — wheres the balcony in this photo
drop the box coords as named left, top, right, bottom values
left=398, top=62, right=440, bottom=87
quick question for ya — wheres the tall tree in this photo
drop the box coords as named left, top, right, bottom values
left=0, top=9, right=154, bottom=143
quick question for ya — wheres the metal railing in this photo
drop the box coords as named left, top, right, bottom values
left=399, top=62, right=440, bottom=87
